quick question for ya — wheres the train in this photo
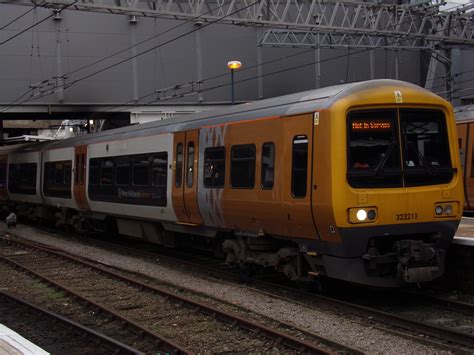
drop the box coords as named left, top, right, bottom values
left=0, top=79, right=463, bottom=288
left=456, top=105, right=474, bottom=213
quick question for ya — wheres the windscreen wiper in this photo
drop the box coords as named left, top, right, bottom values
left=406, top=142, right=436, bottom=176
left=374, top=140, right=397, bottom=176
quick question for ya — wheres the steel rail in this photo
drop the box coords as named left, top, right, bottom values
left=0, top=253, right=190, bottom=355
left=0, top=236, right=337, bottom=355
left=0, top=290, right=145, bottom=355
left=401, top=291, right=474, bottom=316
left=43, top=233, right=474, bottom=351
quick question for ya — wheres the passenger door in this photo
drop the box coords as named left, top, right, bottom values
left=282, top=114, right=318, bottom=239
left=184, top=130, right=203, bottom=225
left=73, top=145, right=90, bottom=210
left=172, top=132, right=189, bottom=223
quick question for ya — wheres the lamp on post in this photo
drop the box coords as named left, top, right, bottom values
left=227, top=60, right=242, bottom=104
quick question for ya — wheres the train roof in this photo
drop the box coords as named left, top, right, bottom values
left=0, top=142, right=48, bottom=155
left=11, top=79, right=440, bottom=151
left=455, top=105, right=474, bottom=122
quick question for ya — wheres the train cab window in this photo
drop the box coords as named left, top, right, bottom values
left=100, top=159, right=114, bottom=185
left=231, top=144, right=255, bottom=189
left=347, top=109, right=402, bottom=188
left=204, top=147, right=226, bottom=188
left=8, top=163, right=37, bottom=195
left=175, top=143, right=183, bottom=188
left=89, top=159, right=99, bottom=185
left=261, top=142, right=275, bottom=189
left=400, top=109, right=453, bottom=186
left=116, top=159, right=131, bottom=186
left=133, top=156, right=150, bottom=186
left=152, top=152, right=168, bottom=187
left=292, top=136, right=308, bottom=198
left=186, top=142, right=195, bottom=188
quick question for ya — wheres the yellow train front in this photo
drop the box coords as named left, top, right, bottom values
left=310, top=81, right=463, bottom=287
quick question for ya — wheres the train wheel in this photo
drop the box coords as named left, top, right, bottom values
left=238, top=263, right=257, bottom=279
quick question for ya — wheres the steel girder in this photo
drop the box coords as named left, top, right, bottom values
left=2, top=0, right=473, bottom=47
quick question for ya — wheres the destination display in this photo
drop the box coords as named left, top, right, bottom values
left=351, top=120, right=392, bottom=131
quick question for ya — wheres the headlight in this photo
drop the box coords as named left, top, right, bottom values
left=444, top=204, right=453, bottom=215
left=349, top=207, right=378, bottom=224
left=356, top=209, right=367, bottom=221
left=434, top=202, right=458, bottom=218
left=367, top=210, right=377, bottom=220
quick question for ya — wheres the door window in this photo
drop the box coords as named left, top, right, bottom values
left=176, top=143, right=183, bottom=187
left=291, top=135, right=308, bottom=198
left=261, top=142, right=275, bottom=189
left=187, top=142, right=195, bottom=188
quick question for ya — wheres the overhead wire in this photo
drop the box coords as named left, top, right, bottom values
left=19, top=0, right=474, bottom=93
left=2, top=0, right=472, bottom=113
left=0, top=1, right=257, bottom=112
left=0, top=2, right=78, bottom=47
left=0, top=5, right=36, bottom=31
left=64, top=3, right=228, bottom=78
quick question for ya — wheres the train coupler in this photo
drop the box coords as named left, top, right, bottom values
left=396, top=239, right=444, bottom=284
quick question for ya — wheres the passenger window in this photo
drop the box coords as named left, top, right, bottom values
left=116, top=159, right=131, bottom=186
left=0, top=160, right=6, bottom=188
left=89, top=159, right=99, bottom=185
left=55, top=162, right=65, bottom=185
left=231, top=144, right=255, bottom=189
left=8, top=163, right=37, bottom=195
left=459, top=138, right=464, bottom=169
left=75, top=154, right=79, bottom=184
left=176, top=143, right=183, bottom=187
left=187, top=142, right=195, bottom=188
left=152, top=152, right=168, bottom=187
left=100, top=159, right=114, bottom=185
left=471, top=144, right=474, bottom=178
left=204, top=147, right=226, bottom=188
left=292, top=135, right=308, bottom=198
left=80, top=154, right=85, bottom=184
left=43, top=161, right=72, bottom=198
left=64, top=163, right=72, bottom=185
left=261, top=142, right=275, bottom=189
left=133, top=156, right=150, bottom=186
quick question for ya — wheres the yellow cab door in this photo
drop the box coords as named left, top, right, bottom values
left=282, top=114, right=318, bottom=239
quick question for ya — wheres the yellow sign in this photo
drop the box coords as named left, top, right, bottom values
left=394, top=90, right=403, bottom=103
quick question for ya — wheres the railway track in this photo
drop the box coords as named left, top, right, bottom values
left=0, top=290, right=144, bottom=355
left=0, top=233, right=360, bottom=354
left=32, top=230, right=474, bottom=353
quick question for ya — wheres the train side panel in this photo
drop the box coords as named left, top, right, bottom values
left=42, top=147, right=77, bottom=210
left=85, top=133, right=177, bottom=223
left=7, top=150, right=43, bottom=205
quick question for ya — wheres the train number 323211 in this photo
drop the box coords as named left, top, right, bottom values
left=395, top=213, right=418, bottom=221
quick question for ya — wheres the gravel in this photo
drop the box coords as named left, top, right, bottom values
left=0, top=223, right=452, bottom=353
